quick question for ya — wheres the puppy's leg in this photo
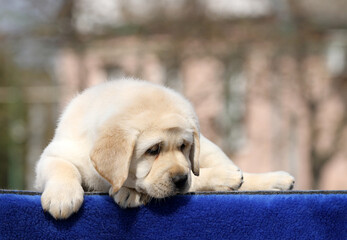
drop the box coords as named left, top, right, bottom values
left=110, top=187, right=150, bottom=208
left=189, top=135, right=243, bottom=192
left=239, top=171, right=295, bottom=191
left=189, top=167, right=243, bottom=192
left=36, top=156, right=84, bottom=219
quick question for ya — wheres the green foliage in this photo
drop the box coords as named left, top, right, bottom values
left=0, top=49, right=26, bottom=189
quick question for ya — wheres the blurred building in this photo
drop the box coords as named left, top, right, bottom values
left=1, top=0, right=347, bottom=190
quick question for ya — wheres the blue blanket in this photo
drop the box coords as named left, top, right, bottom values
left=0, top=190, right=346, bottom=240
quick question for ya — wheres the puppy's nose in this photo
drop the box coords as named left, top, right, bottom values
left=172, top=174, right=188, bottom=190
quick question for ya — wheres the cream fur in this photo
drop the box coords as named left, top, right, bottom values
left=35, top=79, right=295, bottom=219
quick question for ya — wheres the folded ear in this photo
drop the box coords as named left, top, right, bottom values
left=90, top=125, right=138, bottom=193
left=189, top=128, right=200, bottom=176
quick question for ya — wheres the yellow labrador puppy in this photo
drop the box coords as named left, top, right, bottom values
left=35, top=79, right=294, bottom=219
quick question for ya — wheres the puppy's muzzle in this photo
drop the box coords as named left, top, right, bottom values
left=172, top=174, right=188, bottom=191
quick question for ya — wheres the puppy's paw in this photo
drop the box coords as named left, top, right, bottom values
left=111, top=187, right=150, bottom=208
left=269, top=171, right=295, bottom=190
left=41, top=180, right=84, bottom=219
left=209, top=166, right=243, bottom=191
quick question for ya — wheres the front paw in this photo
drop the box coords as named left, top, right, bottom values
left=209, top=167, right=243, bottom=191
left=270, top=171, right=295, bottom=190
left=41, top=181, right=84, bottom=219
left=110, top=187, right=150, bottom=208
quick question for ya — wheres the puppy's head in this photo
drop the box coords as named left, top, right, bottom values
left=130, top=115, right=199, bottom=198
left=90, top=88, right=200, bottom=199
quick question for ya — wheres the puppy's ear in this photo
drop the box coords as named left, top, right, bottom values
left=90, top=125, right=137, bottom=193
left=189, top=129, right=200, bottom=176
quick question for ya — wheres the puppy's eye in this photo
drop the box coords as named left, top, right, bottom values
left=180, top=143, right=186, bottom=152
left=146, top=144, right=161, bottom=156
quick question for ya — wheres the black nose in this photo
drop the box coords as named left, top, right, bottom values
left=172, top=174, right=188, bottom=190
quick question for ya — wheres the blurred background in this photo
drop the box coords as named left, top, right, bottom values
left=0, top=0, right=346, bottom=190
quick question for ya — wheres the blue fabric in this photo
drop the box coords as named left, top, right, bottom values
left=0, top=190, right=346, bottom=240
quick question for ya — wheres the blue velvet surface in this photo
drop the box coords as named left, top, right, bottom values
left=0, top=190, right=346, bottom=240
